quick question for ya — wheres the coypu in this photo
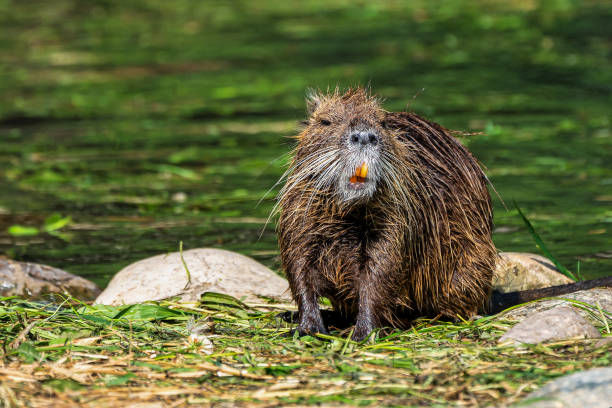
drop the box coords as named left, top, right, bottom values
left=278, top=87, right=495, bottom=341
left=277, top=87, right=612, bottom=341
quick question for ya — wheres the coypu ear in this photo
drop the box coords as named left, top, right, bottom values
left=380, top=111, right=391, bottom=129
left=305, top=88, right=323, bottom=116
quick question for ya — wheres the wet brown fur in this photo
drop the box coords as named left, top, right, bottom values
left=277, top=88, right=497, bottom=340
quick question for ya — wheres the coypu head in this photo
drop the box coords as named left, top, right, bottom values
left=286, top=88, right=399, bottom=206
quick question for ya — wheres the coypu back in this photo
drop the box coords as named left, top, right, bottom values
left=378, top=111, right=497, bottom=318
left=278, top=88, right=496, bottom=340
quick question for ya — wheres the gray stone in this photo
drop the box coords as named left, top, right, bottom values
left=493, top=252, right=573, bottom=293
left=593, top=337, right=612, bottom=349
left=499, top=306, right=601, bottom=345
left=95, top=248, right=291, bottom=305
left=515, top=367, right=612, bottom=408
left=0, top=257, right=101, bottom=300
left=499, top=288, right=612, bottom=326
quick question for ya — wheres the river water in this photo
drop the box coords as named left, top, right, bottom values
left=1, top=1, right=610, bottom=285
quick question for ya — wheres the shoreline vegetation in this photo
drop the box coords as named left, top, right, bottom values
left=1, top=294, right=610, bottom=407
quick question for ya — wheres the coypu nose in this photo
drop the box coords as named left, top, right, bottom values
left=349, top=131, right=379, bottom=147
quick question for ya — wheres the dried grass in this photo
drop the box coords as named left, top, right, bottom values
left=1, top=295, right=610, bottom=407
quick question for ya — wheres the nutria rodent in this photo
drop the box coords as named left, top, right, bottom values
left=277, top=87, right=612, bottom=341
left=278, top=87, right=496, bottom=341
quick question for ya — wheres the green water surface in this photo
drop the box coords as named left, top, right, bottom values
left=0, top=0, right=610, bottom=286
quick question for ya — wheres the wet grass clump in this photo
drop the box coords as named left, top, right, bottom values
left=1, top=295, right=610, bottom=407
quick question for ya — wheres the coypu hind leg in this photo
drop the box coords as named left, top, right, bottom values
left=436, top=262, right=494, bottom=321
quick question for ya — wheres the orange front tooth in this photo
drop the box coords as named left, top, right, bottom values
left=359, top=162, right=368, bottom=178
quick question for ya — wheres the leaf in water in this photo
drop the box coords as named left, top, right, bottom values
left=156, top=164, right=199, bottom=180
left=231, top=188, right=249, bottom=198
left=43, top=214, right=72, bottom=232
left=168, top=147, right=201, bottom=164
left=47, top=230, right=74, bottom=242
left=485, top=121, right=504, bottom=137
left=36, top=169, right=69, bottom=183
left=7, top=225, right=39, bottom=236
left=104, top=373, right=136, bottom=386
left=213, top=86, right=239, bottom=99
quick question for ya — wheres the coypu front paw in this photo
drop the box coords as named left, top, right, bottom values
left=351, top=322, right=374, bottom=341
left=297, top=325, right=329, bottom=337
left=278, top=309, right=350, bottom=328
left=297, top=316, right=329, bottom=336
left=352, top=311, right=380, bottom=341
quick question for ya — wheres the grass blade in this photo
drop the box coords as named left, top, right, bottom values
left=514, top=200, right=577, bottom=281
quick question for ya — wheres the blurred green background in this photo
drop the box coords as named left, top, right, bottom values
left=0, top=0, right=610, bottom=286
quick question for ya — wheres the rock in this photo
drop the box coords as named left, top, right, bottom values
left=0, top=257, right=101, bottom=300
left=593, top=337, right=612, bottom=349
left=515, top=367, right=612, bottom=408
left=95, top=248, right=291, bottom=305
left=499, top=306, right=601, bottom=344
left=493, top=252, right=573, bottom=293
left=498, top=288, right=612, bottom=326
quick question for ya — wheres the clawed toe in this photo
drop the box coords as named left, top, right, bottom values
left=298, top=324, right=329, bottom=337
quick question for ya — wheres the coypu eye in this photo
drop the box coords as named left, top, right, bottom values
left=320, top=119, right=331, bottom=126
